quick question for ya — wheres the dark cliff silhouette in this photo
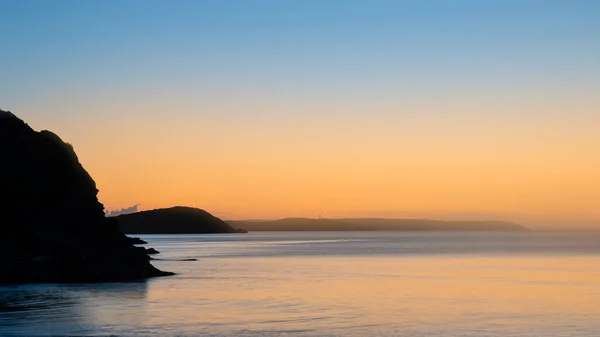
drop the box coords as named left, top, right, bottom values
left=228, top=218, right=528, bottom=231
left=0, top=110, right=172, bottom=284
left=114, top=206, right=247, bottom=234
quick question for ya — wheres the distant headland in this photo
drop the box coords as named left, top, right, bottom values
left=228, top=218, right=528, bottom=232
left=113, top=206, right=247, bottom=234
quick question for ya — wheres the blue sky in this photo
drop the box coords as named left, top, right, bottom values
left=2, top=0, right=599, bottom=108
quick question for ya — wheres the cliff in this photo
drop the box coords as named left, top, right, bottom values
left=0, top=110, right=172, bottom=284
left=115, top=206, right=247, bottom=234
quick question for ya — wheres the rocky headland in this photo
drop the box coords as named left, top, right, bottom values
left=0, top=110, right=172, bottom=284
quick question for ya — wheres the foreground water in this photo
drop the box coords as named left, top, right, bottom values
left=2, top=231, right=600, bottom=337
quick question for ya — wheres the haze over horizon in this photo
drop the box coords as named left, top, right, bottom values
left=2, top=0, right=599, bottom=229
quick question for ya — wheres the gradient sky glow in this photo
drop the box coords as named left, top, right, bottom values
left=2, top=0, right=599, bottom=228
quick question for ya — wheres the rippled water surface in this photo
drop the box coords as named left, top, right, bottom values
left=2, top=231, right=600, bottom=336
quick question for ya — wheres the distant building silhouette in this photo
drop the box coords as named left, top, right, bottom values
left=106, top=204, right=139, bottom=217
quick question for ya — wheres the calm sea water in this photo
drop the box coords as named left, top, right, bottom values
left=2, top=231, right=600, bottom=337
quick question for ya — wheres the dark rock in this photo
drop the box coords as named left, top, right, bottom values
left=114, top=206, right=246, bottom=234
left=0, top=110, right=173, bottom=284
left=152, top=258, right=197, bottom=261
left=145, top=248, right=160, bottom=255
left=127, top=237, right=148, bottom=245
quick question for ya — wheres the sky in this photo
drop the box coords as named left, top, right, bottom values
left=1, top=0, right=599, bottom=228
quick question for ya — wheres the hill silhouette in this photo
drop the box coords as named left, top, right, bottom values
left=228, top=218, right=527, bottom=231
left=114, top=206, right=247, bottom=234
left=0, top=110, right=172, bottom=284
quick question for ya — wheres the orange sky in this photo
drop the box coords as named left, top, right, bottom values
left=17, top=94, right=599, bottom=229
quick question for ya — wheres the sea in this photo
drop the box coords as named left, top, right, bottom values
left=2, top=231, right=600, bottom=337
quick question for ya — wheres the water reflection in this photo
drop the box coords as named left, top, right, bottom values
left=1, top=288, right=74, bottom=313
left=2, top=232, right=600, bottom=336
left=0, top=281, right=148, bottom=336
